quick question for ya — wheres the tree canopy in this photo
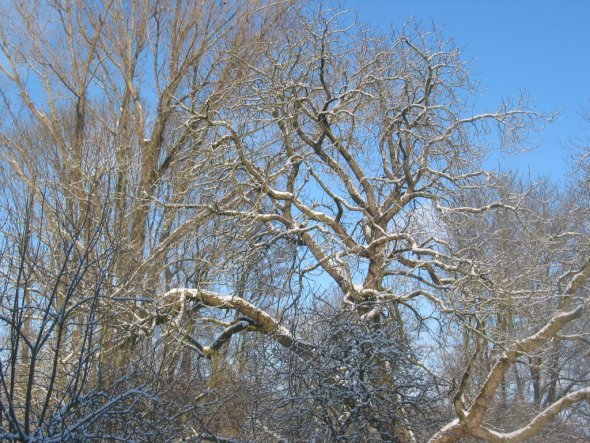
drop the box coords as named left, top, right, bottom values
left=0, top=1, right=588, bottom=441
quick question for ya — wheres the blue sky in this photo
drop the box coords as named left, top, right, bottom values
left=346, top=0, right=590, bottom=182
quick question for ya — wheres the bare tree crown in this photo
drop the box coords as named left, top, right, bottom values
left=0, top=1, right=587, bottom=442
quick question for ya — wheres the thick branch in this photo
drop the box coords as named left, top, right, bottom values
left=481, top=387, right=590, bottom=442
left=162, top=288, right=314, bottom=358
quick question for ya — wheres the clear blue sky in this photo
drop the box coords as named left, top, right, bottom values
left=346, top=0, right=590, bottom=182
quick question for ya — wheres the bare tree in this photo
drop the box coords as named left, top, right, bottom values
left=0, top=160, right=163, bottom=441
left=0, top=1, right=588, bottom=442
left=162, top=11, right=588, bottom=441
left=0, top=0, right=299, bottom=440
